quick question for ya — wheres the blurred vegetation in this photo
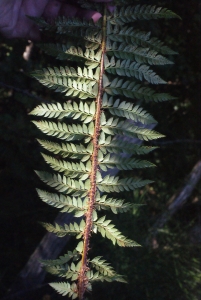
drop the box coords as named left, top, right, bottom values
left=0, top=0, right=200, bottom=299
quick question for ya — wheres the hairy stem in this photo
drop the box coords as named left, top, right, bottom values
left=77, top=5, right=107, bottom=300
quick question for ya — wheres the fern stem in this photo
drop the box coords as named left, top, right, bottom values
left=77, top=5, right=107, bottom=300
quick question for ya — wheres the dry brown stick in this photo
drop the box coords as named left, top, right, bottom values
left=150, top=160, right=201, bottom=237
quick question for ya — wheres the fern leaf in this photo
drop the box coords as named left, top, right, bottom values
left=105, top=57, right=166, bottom=84
left=49, top=282, right=78, bottom=298
left=30, top=101, right=95, bottom=123
left=90, top=256, right=126, bottom=282
left=41, top=153, right=91, bottom=180
left=110, top=5, right=180, bottom=25
left=40, top=43, right=101, bottom=68
left=94, top=216, right=140, bottom=247
left=99, top=134, right=158, bottom=155
left=32, top=73, right=98, bottom=99
left=35, top=171, right=89, bottom=197
left=102, top=97, right=157, bottom=124
left=108, top=27, right=178, bottom=55
left=32, top=121, right=93, bottom=142
left=95, top=193, right=133, bottom=214
left=97, top=175, right=153, bottom=193
left=36, top=189, right=87, bottom=215
left=101, top=118, right=164, bottom=141
left=105, top=79, right=175, bottom=102
left=98, top=153, right=155, bottom=171
left=37, top=140, right=93, bottom=161
left=41, top=220, right=85, bottom=237
left=106, top=42, right=173, bottom=65
left=41, top=251, right=80, bottom=267
left=32, top=65, right=99, bottom=83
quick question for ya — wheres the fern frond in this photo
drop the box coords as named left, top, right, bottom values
left=49, top=282, right=78, bottom=298
left=110, top=5, right=180, bottom=25
left=108, top=27, right=178, bottom=55
left=99, top=134, right=158, bottom=155
left=102, top=96, right=157, bottom=124
left=32, top=121, right=93, bottom=142
left=106, top=42, right=173, bottom=65
left=95, top=193, right=133, bottom=214
left=41, top=251, right=80, bottom=267
left=93, top=216, right=140, bottom=247
left=30, top=101, right=95, bottom=123
left=98, top=153, right=155, bottom=171
left=105, top=80, right=175, bottom=102
left=36, top=189, right=86, bottom=215
left=35, top=171, right=89, bottom=197
left=101, top=117, right=164, bottom=141
left=30, top=2, right=178, bottom=298
left=42, top=220, right=85, bottom=238
left=41, top=153, right=91, bottom=180
left=40, top=44, right=101, bottom=69
left=32, top=65, right=100, bottom=83
left=104, top=57, right=166, bottom=84
left=32, top=74, right=98, bottom=99
left=90, top=256, right=126, bottom=282
left=37, top=140, right=93, bottom=161
left=98, top=175, right=153, bottom=193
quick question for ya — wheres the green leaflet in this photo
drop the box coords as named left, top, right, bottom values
left=104, top=57, right=167, bottom=84
left=110, top=5, right=181, bottom=25
left=93, top=216, right=141, bottom=247
left=37, top=140, right=93, bottom=161
left=30, top=100, right=95, bottom=123
left=49, top=282, right=78, bottom=298
left=42, top=220, right=85, bottom=238
left=106, top=42, right=173, bottom=65
left=108, top=27, right=178, bottom=55
left=30, top=2, right=178, bottom=299
left=102, top=95, right=157, bottom=124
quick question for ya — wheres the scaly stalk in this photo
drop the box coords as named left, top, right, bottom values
left=77, top=5, right=107, bottom=300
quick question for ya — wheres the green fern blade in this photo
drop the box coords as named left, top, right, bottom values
left=32, top=121, right=92, bottom=142
left=30, top=101, right=94, bottom=123
left=49, top=282, right=78, bottom=298
left=37, top=140, right=92, bottom=160
left=39, top=43, right=101, bottom=67
left=35, top=171, right=89, bottom=196
left=95, top=194, right=133, bottom=214
left=98, top=154, right=155, bottom=171
left=97, top=175, right=153, bottom=193
left=41, top=153, right=90, bottom=180
left=99, top=134, right=158, bottom=155
left=41, top=251, right=80, bottom=267
left=101, top=118, right=164, bottom=141
left=106, top=43, right=173, bottom=65
left=108, top=28, right=178, bottom=55
left=36, top=189, right=86, bottom=215
left=41, top=221, right=84, bottom=237
left=32, top=66, right=99, bottom=83
left=90, top=256, right=126, bottom=282
left=94, top=216, right=141, bottom=247
left=105, top=57, right=166, bottom=84
left=110, top=5, right=181, bottom=25
left=31, top=73, right=97, bottom=99
left=102, top=97, right=157, bottom=124
left=46, top=263, right=80, bottom=282
left=105, top=80, right=175, bottom=102
left=29, top=15, right=100, bottom=31
left=46, top=220, right=85, bottom=238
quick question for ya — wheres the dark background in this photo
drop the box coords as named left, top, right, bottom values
left=0, top=1, right=200, bottom=299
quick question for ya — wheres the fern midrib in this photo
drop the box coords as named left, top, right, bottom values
left=77, top=6, right=107, bottom=300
